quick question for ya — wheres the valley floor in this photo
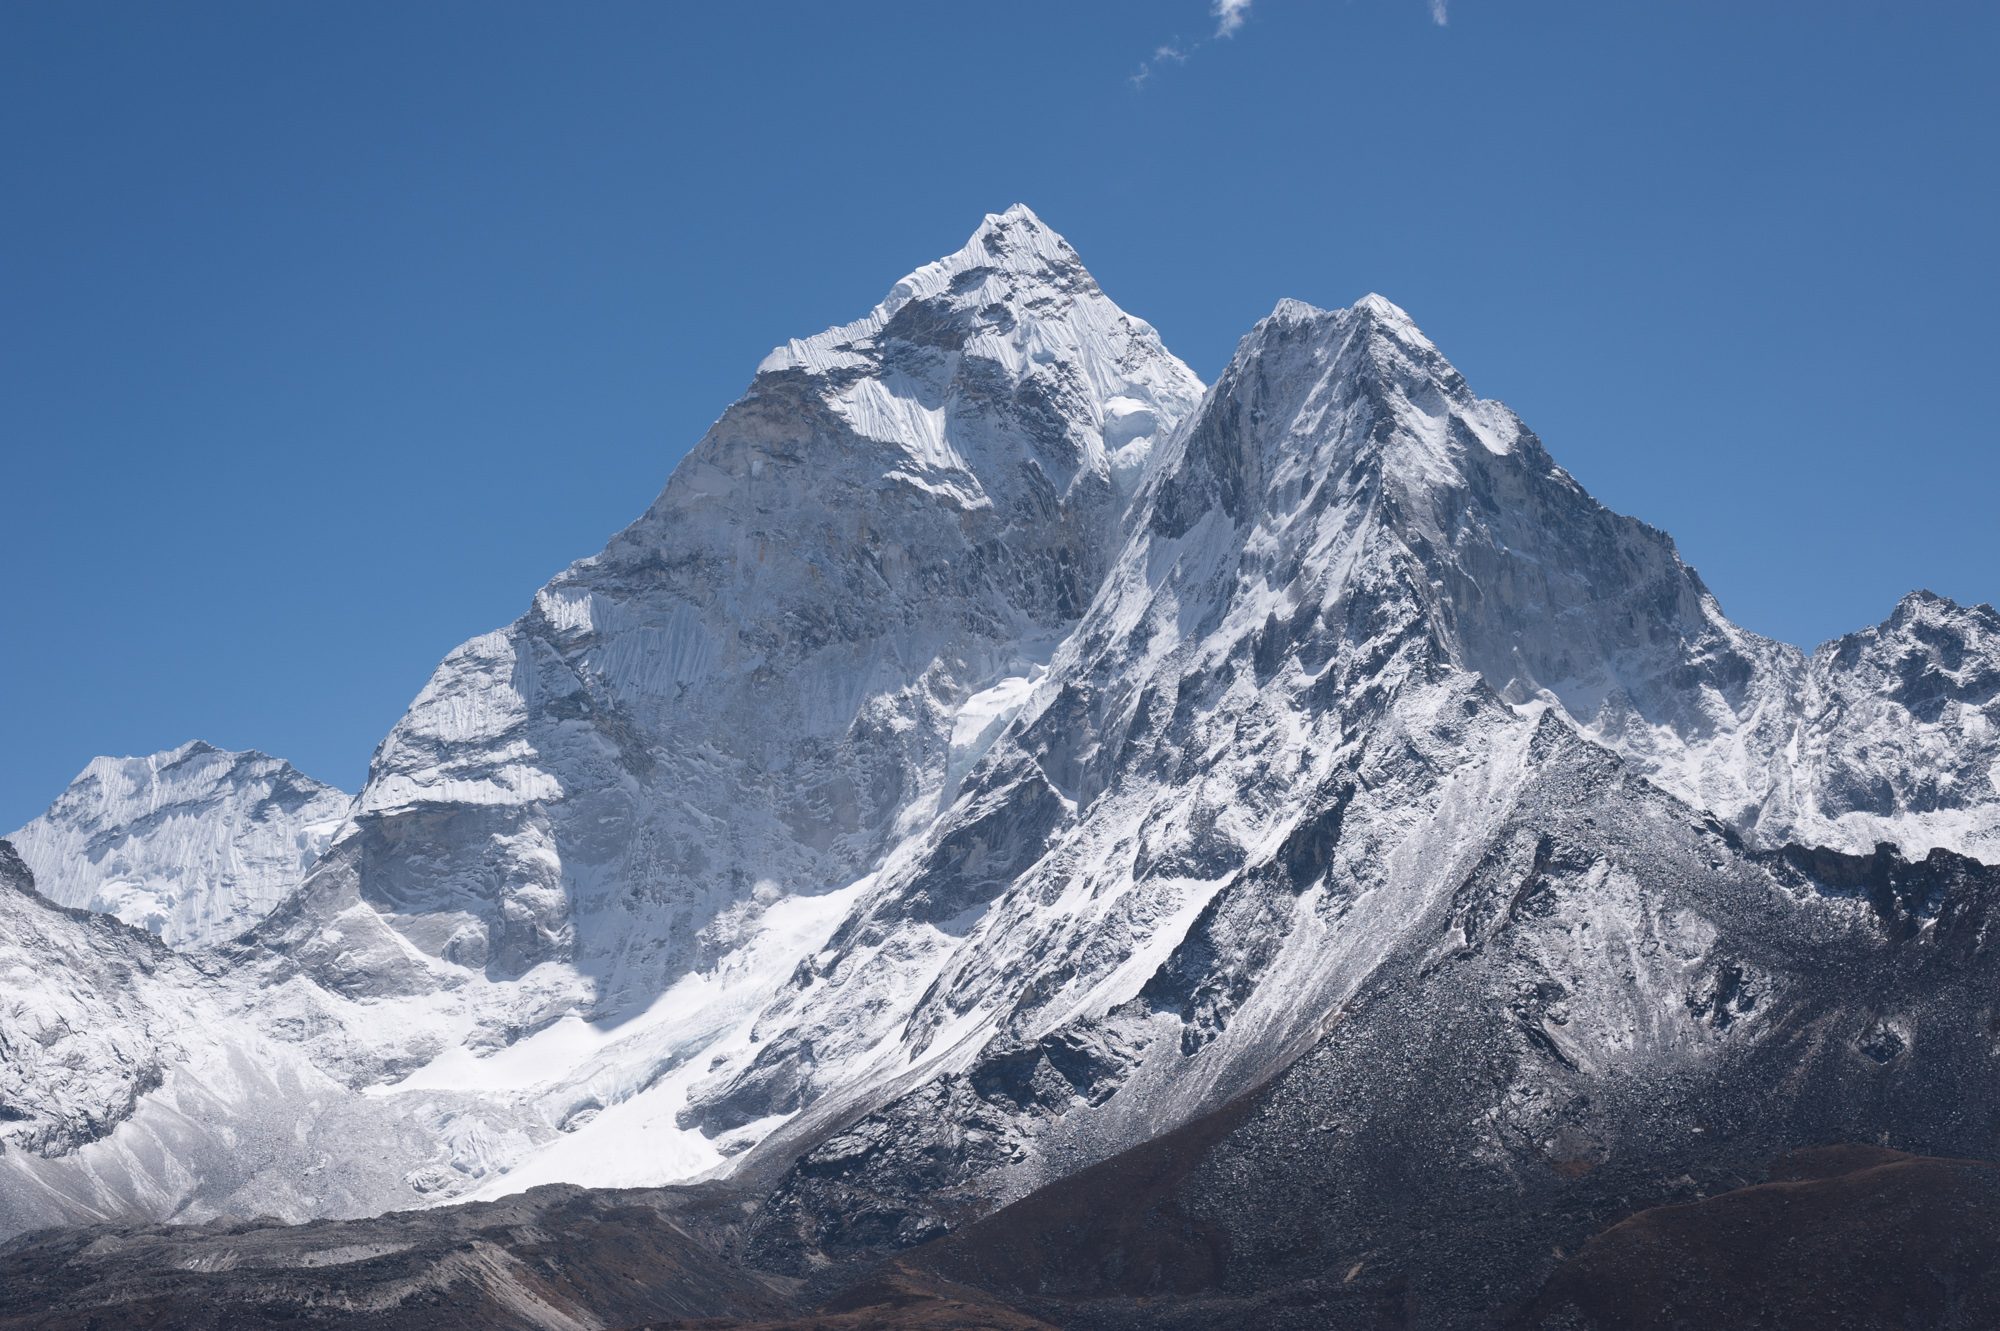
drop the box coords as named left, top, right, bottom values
left=3, top=1137, right=1995, bottom=1331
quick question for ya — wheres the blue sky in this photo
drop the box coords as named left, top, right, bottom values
left=4, top=1, right=1996, bottom=826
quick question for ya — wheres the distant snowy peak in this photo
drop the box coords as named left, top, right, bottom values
left=1784, top=590, right=2000, bottom=858
left=9, top=742, right=350, bottom=947
left=1840, top=588, right=2000, bottom=660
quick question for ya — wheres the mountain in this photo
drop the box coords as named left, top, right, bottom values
left=8, top=741, right=349, bottom=946
left=1, top=208, right=1997, bottom=1326
left=274, top=201, right=1197, bottom=1016
left=0, top=206, right=1207, bottom=1233
left=848, top=795, right=2000, bottom=1325
left=706, top=291, right=2000, bottom=1275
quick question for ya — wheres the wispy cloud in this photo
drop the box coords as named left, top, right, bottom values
left=1213, top=0, right=1253, bottom=38
left=1136, top=0, right=1443, bottom=92
left=1132, top=1, right=1253, bottom=88
left=1130, top=43, right=1190, bottom=89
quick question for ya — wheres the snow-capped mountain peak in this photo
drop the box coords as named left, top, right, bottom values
left=749, top=203, right=1193, bottom=507
left=8, top=742, right=349, bottom=947
left=759, top=203, right=1082, bottom=375
left=1147, top=292, right=1523, bottom=547
left=296, top=207, right=1206, bottom=1019
left=1778, top=588, right=2000, bottom=855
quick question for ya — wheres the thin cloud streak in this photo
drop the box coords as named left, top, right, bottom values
left=1213, top=0, right=1252, bottom=38
left=1130, top=43, right=1189, bottom=88
left=1132, top=0, right=1251, bottom=89
left=1136, top=0, right=1447, bottom=93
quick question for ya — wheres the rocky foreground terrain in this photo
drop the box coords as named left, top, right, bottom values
left=3, top=1119, right=1993, bottom=1328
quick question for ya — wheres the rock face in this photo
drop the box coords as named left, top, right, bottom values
left=2, top=207, right=1997, bottom=1304
left=8, top=742, right=349, bottom=946
left=0, top=838, right=177, bottom=1159
left=1778, top=591, right=2000, bottom=857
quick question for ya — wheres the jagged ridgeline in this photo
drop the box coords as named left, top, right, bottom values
left=4, top=207, right=1997, bottom=1327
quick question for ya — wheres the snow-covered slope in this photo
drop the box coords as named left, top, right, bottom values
left=0, top=837, right=520, bottom=1239
left=0, top=840, right=170, bottom=1159
left=1, top=209, right=1994, bottom=1248
left=9, top=742, right=349, bottom=946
